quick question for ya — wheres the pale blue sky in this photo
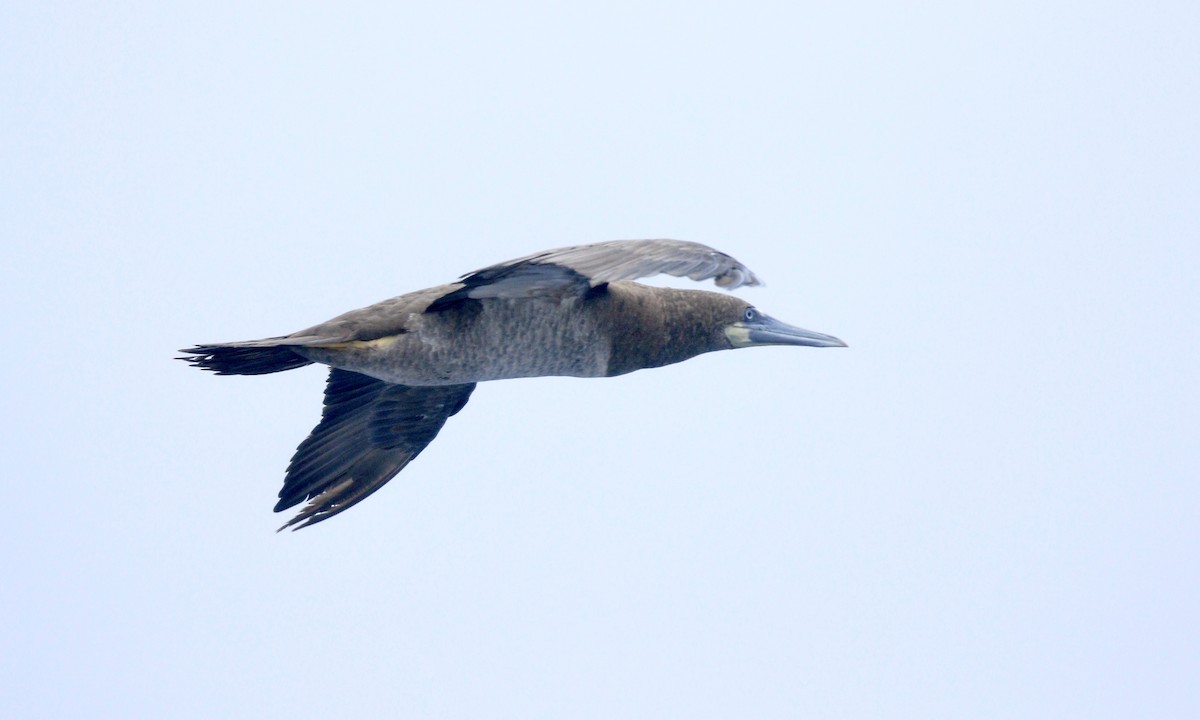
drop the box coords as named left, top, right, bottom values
left=3, top=2, right=1197, bottom=718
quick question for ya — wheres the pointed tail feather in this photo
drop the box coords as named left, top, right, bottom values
left=178, top=339, right=313, bottom=375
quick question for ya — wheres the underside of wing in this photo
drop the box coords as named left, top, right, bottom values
left=276, top=368, right=475, bottom=531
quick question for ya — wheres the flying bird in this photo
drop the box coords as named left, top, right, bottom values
left=180, top=239, right=846, bottom=530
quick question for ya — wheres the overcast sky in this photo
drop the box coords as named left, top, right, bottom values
left=3, top=2, right=1197, bottom=718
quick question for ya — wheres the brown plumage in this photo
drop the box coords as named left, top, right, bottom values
left=180, top=239, right=845, bottom=530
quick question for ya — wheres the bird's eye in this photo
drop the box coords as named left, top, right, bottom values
left=743, top=308, right=757, bottom=322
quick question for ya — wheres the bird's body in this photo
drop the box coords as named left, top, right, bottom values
left=291, top=281, right=757, bottom=384
left=294, top=281, right=619, bottom=385
left=181, top=239, right=845, bottom=530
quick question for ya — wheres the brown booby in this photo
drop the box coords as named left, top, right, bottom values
left=181, top=239, right=846, bottom=530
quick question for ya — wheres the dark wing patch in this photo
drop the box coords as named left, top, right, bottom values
left=426, top=263, right=591, bottom=312
left=275, top=369, right=475, bottom=531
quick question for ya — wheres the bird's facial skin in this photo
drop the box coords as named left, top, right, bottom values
left=724, top=306, right=847, bottom=348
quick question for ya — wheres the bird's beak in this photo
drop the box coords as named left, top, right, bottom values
left=726, top=313, right=847, bottom=348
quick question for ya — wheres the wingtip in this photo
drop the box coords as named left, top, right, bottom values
left=275, top=512, right=319, bottom=533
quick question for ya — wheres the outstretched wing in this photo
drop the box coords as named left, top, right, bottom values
left=502, top=239, right=762, bottom=288
left=427, top=239, right=761, bottom=311
left=276, top=369, right=475, bottom=531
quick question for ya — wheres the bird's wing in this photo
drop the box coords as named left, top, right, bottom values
left=507, top=239, right=762, bottom=288
left=275, top=368, right=475, bottom=531
left=433, top=239, right=761, bottom=308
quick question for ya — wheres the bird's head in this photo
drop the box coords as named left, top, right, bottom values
left=722, top=303, right=847, bottom=349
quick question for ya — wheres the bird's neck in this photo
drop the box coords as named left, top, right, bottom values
left=602, top=283, right=730, bottom=377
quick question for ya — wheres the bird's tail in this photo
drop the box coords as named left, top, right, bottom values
left=178, top=338, right=314, bottom=375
